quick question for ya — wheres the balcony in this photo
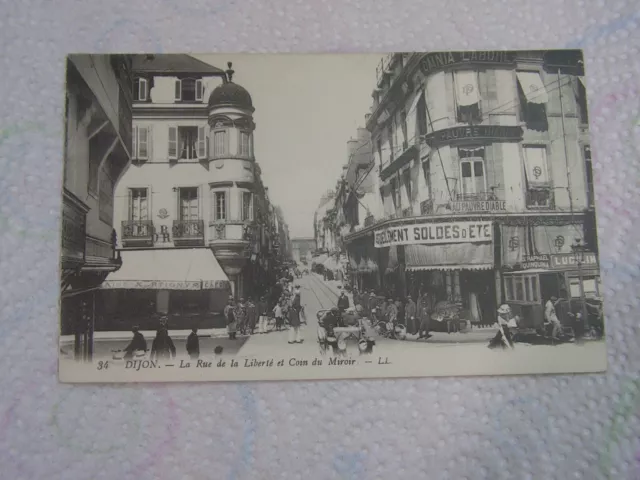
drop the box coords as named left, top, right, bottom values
left=420, top=199, right=434, bottom=215
left=173, top=219, right=205, bottom=246
left=121, top=220, right=154, bottom=247
left=455, top=192, right=498, bottom=202
left=526, top=187, right=555, bottom=210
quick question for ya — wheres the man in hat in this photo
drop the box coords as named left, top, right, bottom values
left=123, top=326, right=147, bottom=360
left=337, top=290, right=350, bottom=314
left=545, top=295, right=563, bottom=340
left=235, top=298, right=248, bottom=335
left=224, top=296, right=237, bottom=340
left=352, top=288, right=361, bottom=309
left=186, top=327, right=200, bottom=360
left=246, top=297, right=258, bottom=335
left=405, top=296, right=418, bottom=335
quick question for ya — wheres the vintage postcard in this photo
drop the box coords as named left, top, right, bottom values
left=59, top=51, right=607, bottom=383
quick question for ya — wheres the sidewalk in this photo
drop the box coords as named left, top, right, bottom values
left=59, top=328, right=229, bottom=343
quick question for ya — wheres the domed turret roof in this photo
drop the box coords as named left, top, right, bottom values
left=208, top=62, right=254, bottom=110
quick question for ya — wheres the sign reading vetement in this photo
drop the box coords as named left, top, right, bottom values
left=374, top=221, right=493, bottom=248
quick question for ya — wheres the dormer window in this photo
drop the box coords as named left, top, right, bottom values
left=175, top=78, right=204, bottom=102
left=133, top=78, right=148, bottom=102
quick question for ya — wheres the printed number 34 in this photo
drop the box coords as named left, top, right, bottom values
left=97, top=361, right=109, bottom=370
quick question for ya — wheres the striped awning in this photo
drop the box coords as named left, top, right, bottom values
left=405, top=243, right=494, bottom=272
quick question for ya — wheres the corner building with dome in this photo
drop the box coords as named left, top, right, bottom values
left=102, top=54, right=284, bottom=330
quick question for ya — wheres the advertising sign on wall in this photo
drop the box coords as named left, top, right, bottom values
left=374, top=221, right=493, bottom=248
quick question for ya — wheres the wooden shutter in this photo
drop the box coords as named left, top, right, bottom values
left=174, top=79, right=181, bottom=101
left=195, top=79, right=203, bottom=101
left=138, top=127, right=148, bottom=160
left=139, top=78, right=147, bottom=101
left=132, top=125, right=137, bottom=159
left=147, top=125, right=153, bottom=161
left=168, top=126, right=178, bottom=160
left=197, top=126, right=206, bottom=159
left=127, top=188, right=133, bottom=221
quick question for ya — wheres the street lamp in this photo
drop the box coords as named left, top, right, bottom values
left=570, top=238, right=589, bottom=338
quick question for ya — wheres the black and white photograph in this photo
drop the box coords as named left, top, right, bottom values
left=59, top=51, right=607, bottom=383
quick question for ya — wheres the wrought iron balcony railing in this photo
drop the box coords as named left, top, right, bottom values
left=121, top=220, right=154, bottom=247
left=455, top=192, right=499, bottom=202
left=526, top=187, right=555, bottom=210
left=172, top=219, right=204, bottom=246
left=402, top=206, right=414, bottom=218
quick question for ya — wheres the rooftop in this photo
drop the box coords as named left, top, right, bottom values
left=132, top=54, right=226, bottom=76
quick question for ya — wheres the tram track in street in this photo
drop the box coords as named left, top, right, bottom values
left=305, top=273, right=340, bottom=312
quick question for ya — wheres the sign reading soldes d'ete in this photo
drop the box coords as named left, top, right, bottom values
left=374, top=221, right=493, bottom=248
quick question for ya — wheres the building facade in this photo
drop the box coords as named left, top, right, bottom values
left=103, top=55, right=282, bottom=328
left=61, top=54, right=133, bottom=360
left=342, top=50, right=599, bottom=327
left=291, top=238, right=316, bottom=264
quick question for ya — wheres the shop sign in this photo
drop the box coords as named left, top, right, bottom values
left=102, top=280, right=202, bottom=290
left=550, top=252, right=598, bottom=269
left=374, top=220, right=492, bottom=248
left=521, top=254, right=550, bottom=269
left=419, top=51, right=515, bottom=75
left=202, top=280, right=230, bottom=290
left=450, top=200, right=507, bottom=213
left=424, top=125, right=523, bottom=147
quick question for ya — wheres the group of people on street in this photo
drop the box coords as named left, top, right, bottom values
left=347, top=288, right=435, bottom=340
left=224, top=268, right=305, bottom=345
left=123, top=320, right=196, bottom=360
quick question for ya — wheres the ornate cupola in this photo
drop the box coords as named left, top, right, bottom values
left=207, top=62, right=258, bottom=294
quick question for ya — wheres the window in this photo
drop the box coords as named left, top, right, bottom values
left=241, top=192, right=253, bottom=221
left=178, top=126, right=197, bottom=160
left=584, top=145, right=594, bottom=207
left=523, top=145, right=553, bottom=209
left=504, top=274, right=540, bottom=303
left=174, top=78, right=203, bottom=102
left=376, top=138, right=382, bottom=165
left=133, top=78, right=148, bottom=102
left=168, top=126, right=205, bottom=161
left=239, top=131, right=251, bottom=157
left=387, top=125, right=394, bottom=162
left=402, top=169, right=412, bottom=205
left=213, top=130, right=227, bottom=157
left=400, top=111, right=408, bottom=148
left=137, top=126, right=148, bottom=160
left=516, top=71, right=549, bottom=131
left=417, top=93, right=427, bottom=136
left=129, top=188, right=149, bottom=221
left=454, top=70, right=482, bottom=124
left=213, top=191, right=227, bottom=221
left=458, top=147, right=486, bottom=197
left=179, top=187, right=199, bottom=221
left=390, top=178, right=400, bottom=210
left=569, top=276, right=601, bottom=298
left=576, top=77, right=589, bottom=124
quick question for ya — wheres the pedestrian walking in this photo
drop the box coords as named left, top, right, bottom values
left=353, top=288, right=361, bottom=308
left=186, top=327, right=200, bottom=360
left=337, top=290, right=350, bottom=313
left=123, top=326, right=147, bottom=359
left=545, top=295, right=563, bottom=340
left=224, top=296, right=237, bottom=340
left=150, top=324, right=176, bottom=361
left=257, top=296, right=269, bottom=334
left=405, top=296, right=418, bottom=335
left=417, top=290, right=433, bottom=339
left=273, top=300, right=285, bottom=331
left=246, top=298, right=257, bottom=335
left=287, top=300, right=303, bottom=344
left=385, top=298, right=398, bottom=324
left=396, top=297, right=405, bottom=326
left=235, top=298, right=248, bottom=335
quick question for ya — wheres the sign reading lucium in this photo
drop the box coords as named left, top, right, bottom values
left=374, top=221, right=492, bottom=248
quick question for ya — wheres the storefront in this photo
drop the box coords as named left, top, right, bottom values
left=374, top=219, right=497, bottom=323
left=500, top=220, right=601, bottom=328
left=101, top=248, right=231, bottom=329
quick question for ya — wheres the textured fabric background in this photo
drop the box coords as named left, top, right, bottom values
left=0, top=1, right=638, bottom=479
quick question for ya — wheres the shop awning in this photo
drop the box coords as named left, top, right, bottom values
left=405, top=243, right=494, bottom=271
left=516, top=71, right=548, bottom=104
left=102, top=249, right=230, bottom=290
